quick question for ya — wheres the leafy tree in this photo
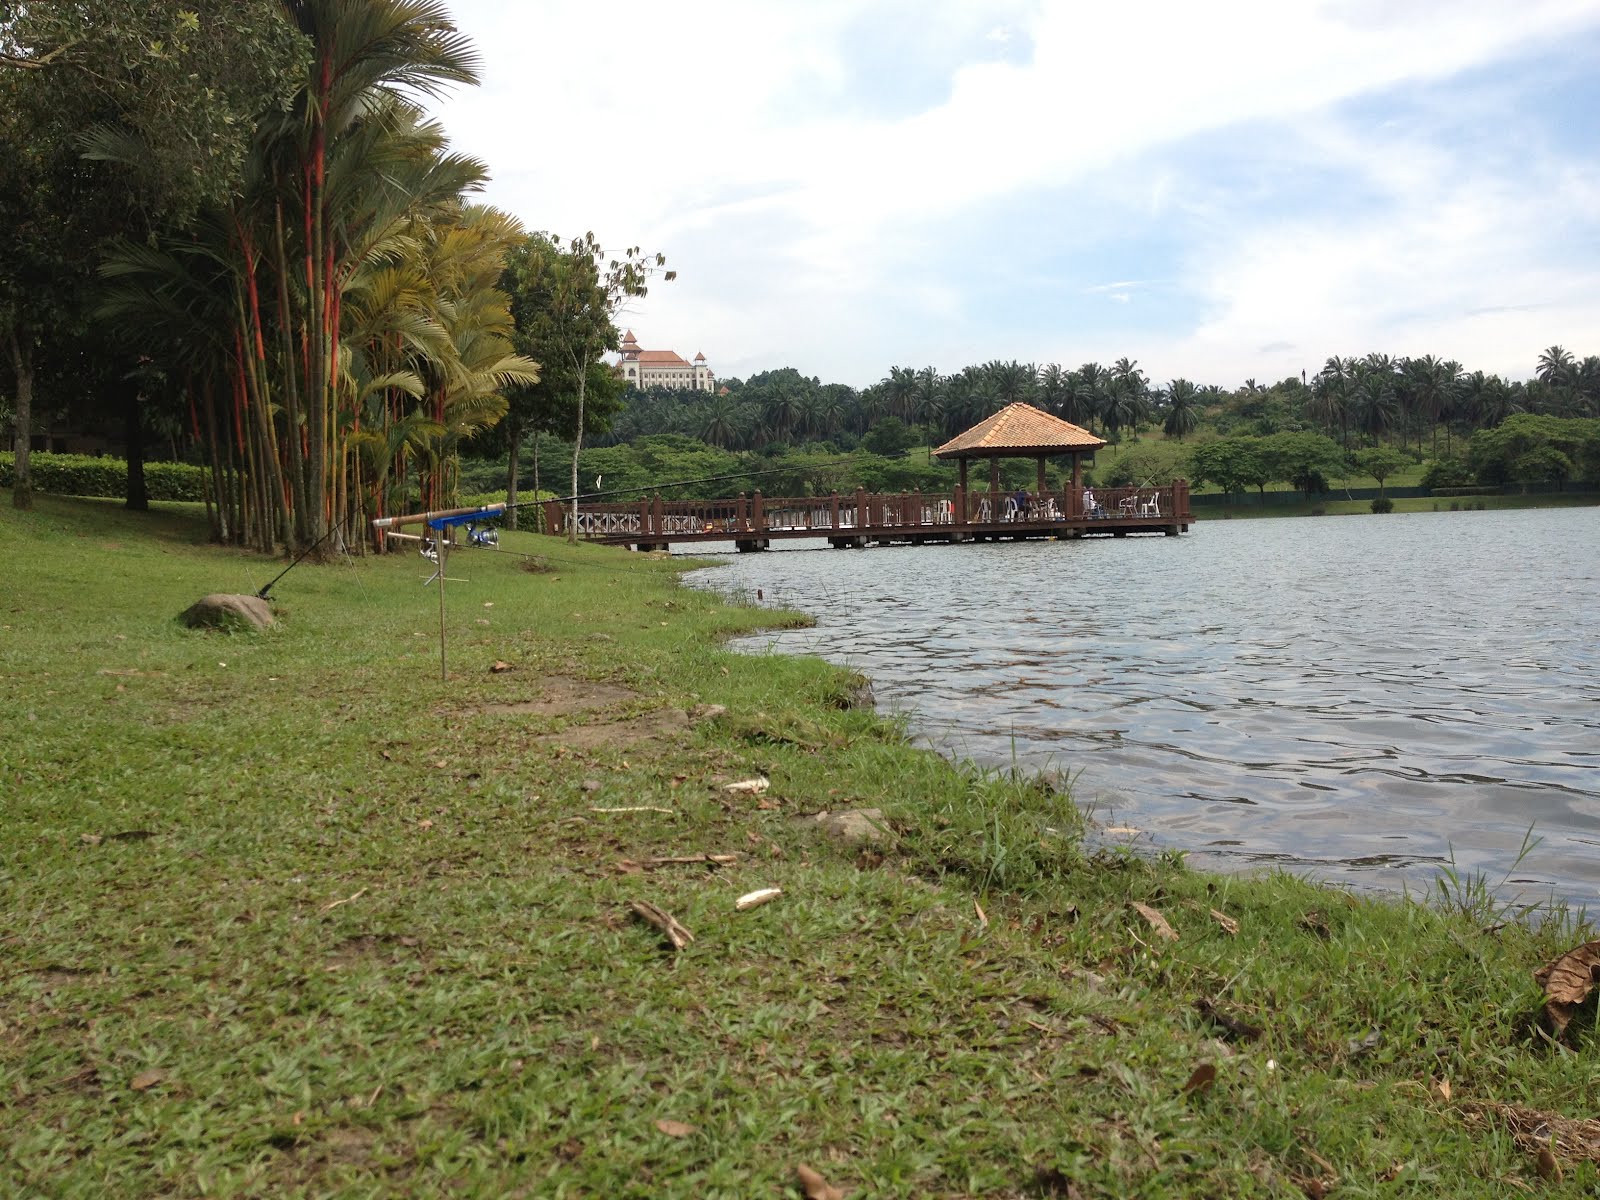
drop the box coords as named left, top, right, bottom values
left=1262, top=432, right=1346, bottom=497
left=1185, top=437, right=1264, bottom=499
left=1, top=2, right=304, bottom=509
left=502, top=233, right=671, bottom=542
left=1352, top=445, right=1411, bottom=498
left=1419, top=457, right=1473, bottom=490
left=861, top=416, right=922, bottom=457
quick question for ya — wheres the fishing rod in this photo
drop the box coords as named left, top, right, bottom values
left=502, top=456, right=865, bottom=509
left=256, top=519, right=347, bottom=599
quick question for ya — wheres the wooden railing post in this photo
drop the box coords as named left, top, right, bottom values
left=855, top=486, right=867, bottom=531
left=912, top=489, right=922, bottom=527
left=953, top=485, right=965, bottom=526
left=752, top=490, right=765, bottom=534
left=829, top=490, right=840, bottom=530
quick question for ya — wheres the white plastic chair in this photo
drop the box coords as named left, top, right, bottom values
left=1139, top=492, right=1161, bottom=517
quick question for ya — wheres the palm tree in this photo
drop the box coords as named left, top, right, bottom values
left=985, top=359, right=1036, bottom=406
left=1074, top=362, right=1108, bottom=433
left=881, top=365, right=917, bottom=421
left=1037, top=363, right=1068, bottom=414
left=1353, top=369, right=1398, bottom=443
left=1537, top=345, right=1575, bottom=388
left=1162, top=378, right=1199, bottom=440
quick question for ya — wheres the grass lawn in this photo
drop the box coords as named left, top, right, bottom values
left=3, top=495, right=1598, bottom=1198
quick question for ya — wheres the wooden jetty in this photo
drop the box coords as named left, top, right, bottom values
left=542, top=403, right=1193, bottom=552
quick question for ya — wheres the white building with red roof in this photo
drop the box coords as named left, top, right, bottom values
left=617, top=330, right=716, bottom=393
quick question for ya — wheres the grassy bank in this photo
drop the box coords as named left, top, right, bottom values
left=1199, top=492, right=1600, bottom=519
left=3, top=496, right=1597, bottom=1198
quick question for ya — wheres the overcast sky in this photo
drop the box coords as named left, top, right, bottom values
left=428, top=0, right=1600, bottom=390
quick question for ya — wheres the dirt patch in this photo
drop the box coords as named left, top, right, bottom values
left=478, top=675, right=639, bottom=718
left=324, top=934, right=420, bottom=968
left=535, top=706, right=692, bottom=752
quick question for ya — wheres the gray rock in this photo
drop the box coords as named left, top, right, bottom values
left=689, top=703, right=727, bottom=723
left=811, top=808, right=891, bottom=846
left=180, top=594, right=275, bottom=631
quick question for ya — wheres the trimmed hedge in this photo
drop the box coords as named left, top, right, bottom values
left=2, top=452, right=206, bottom=501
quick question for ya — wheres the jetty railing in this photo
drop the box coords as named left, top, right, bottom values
left=545, top=481, right=1191, bottom=544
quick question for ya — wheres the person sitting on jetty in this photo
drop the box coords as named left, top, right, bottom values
left=1082, top=487, right=1105, bottom=518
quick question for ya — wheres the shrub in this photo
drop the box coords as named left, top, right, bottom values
left=2, top=452, right=206, bottom=501
left=1421, top=457, right=1474, bottom=490
left=1370, top=496, right=1395, bottom=514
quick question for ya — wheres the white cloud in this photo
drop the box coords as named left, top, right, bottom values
left=430, top=0, right=1600, bottom=386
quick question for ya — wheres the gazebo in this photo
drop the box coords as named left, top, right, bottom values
left=933, top=402, right=1106, bottom=505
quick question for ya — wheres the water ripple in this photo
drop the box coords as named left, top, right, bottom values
left=686, top=508, right=1600, bottom=906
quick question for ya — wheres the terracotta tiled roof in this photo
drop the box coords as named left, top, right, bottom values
left=637, top=350, right=690, bottom=366
left=933, top=402, right=1105, bottom=457
left=694, top=351, right=706, bottom=361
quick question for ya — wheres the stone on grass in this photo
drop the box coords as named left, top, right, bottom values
left=810, top=808, right=891, bottom=847
left=180, top=594, right=275, bottom=632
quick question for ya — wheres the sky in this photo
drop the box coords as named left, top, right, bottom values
left=428, top=0, right=1600, bottom=391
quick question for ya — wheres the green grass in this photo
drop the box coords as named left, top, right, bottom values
left=1203, top=492, right=1600, bottom=519
left=3, top=494, right=1598, bottom=1198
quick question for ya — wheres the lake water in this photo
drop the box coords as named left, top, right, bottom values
left=684, top=508, right=1600, bottom=908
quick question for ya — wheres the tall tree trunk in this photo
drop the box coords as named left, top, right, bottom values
left=124, top=379, right=148, bottom=511
left=532, top=430, right=541, bottom=534
left=505, top=417, right=522, bottom=530
left=5, top=319, right=32, bottom=510
left=568, top=358, right=587, bottom=545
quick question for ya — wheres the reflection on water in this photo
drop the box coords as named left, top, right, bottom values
left=684, top=508, right=1600, bottom=906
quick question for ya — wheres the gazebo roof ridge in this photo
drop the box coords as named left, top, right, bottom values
left=932, top=401, right=1106, bottom=459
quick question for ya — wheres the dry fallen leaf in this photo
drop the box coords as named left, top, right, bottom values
left=489, top=660, right=512, bottom=673
left=1130, top=901, right=1178, bottom=942
left=723, top=777, right=770, bottom=795
left=654, top=1119, right=697, bottom=1138
left=974, top=900, right=989, bottom=929
left=1435, top=1078, right=1452, bottom=1102
left=1533, top=939, right=1600, bottom=1035
left=796, top=1164, right=845, bottom=1200
left=130, top=1069, right=166, bottom=1092
left=1182, top=1062, right=1217, bottom=1095
left=1209, top=908, right=1239, bottom=936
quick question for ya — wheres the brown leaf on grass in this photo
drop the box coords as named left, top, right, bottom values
left=130, top=1069, right=165, bottom=1091
left=1209, top=908, right=1239, bottom=936
left=795, top=1164, right=845, bottom=1200
left=1435, top=1077, right=1452, bottom=1102
left=1532, top=939, right=1600, bottom=1035
left=654, top=1119, right=696, bottom=1137
left=489, top=660, right=513, bottom=673
left=629, top=901, right=694, bottom=950
left=1130, top=902, right=1178, bottom=942
left=79, top=833, right=103, bottom=846
left=1182, top=1062, right=1217, bottom=1095
left=974, top=900, right=989, bottom=929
